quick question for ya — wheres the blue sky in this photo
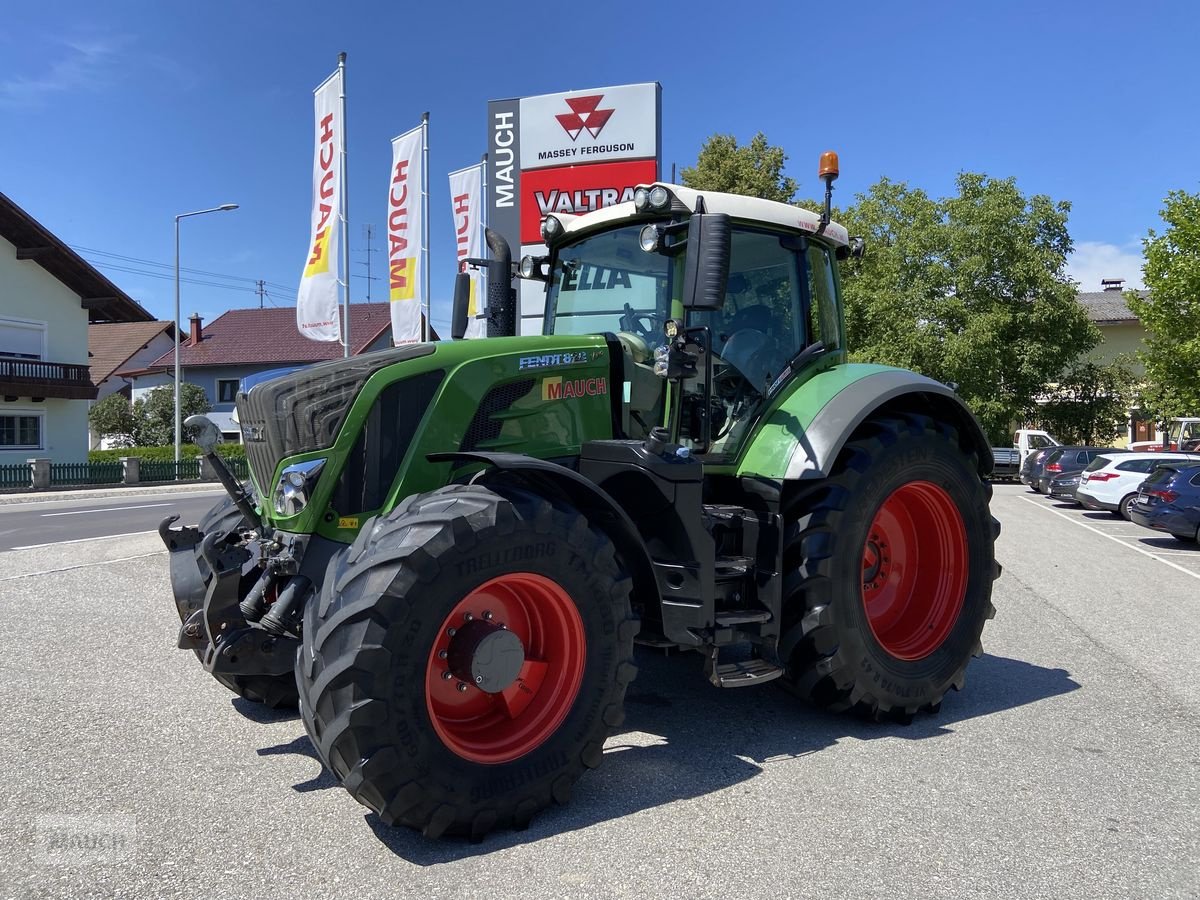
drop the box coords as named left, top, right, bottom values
left=2, top=1, right=1196, bottom=336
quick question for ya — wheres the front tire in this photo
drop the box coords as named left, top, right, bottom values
left=779, top=415, right=998, bottom=720
left=296, top=484, right=638, bottom=838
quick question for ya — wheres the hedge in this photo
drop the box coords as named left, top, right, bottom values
left=88, top=444, right=247, bottom=463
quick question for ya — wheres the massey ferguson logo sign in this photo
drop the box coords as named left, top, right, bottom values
left=556, top=95, right=614, bottom=141
left=517, top=83, right=659, bottom=171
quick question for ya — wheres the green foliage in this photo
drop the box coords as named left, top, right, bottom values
left=1038, top=359, right=1135, bottom=445
left=680, top=132, right=798, bottom=202
left=88, top=443, right=246, bottom=463
left=131, top=384, right=212, bottom=447
left=1127, top=190, right=1200, bottom=426
left=89, top=384, right=214, bottom=448
left=840, top=173, right=1098, bottom=442
left=88, top=393, right=138, bottom=447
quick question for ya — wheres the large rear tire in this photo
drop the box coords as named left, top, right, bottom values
left=779, top=415, right=998, bottom=720
left=183, top=489, right=298, bottom=709
left=296, top=484, right=638, bottom=838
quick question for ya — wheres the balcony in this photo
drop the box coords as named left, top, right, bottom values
left=0, top=358, right=97, bottom=400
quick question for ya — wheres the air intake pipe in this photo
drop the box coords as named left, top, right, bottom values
left=484, top=227, right=516, bottom=338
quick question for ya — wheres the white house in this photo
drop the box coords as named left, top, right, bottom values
left=0, top=191, right=152, bottom=464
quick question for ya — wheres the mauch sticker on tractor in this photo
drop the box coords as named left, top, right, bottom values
left=541, top=376, right=608, bottom=401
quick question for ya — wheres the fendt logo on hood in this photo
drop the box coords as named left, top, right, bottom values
left=555, top=95, right=615, bottom=142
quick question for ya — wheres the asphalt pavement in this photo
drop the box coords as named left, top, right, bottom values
left=0, top=483, right=1196, bottom=899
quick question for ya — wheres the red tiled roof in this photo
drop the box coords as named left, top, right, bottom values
left=137, top=303, right=399, bottom=370
left=88, top=321, right=174, bottom=387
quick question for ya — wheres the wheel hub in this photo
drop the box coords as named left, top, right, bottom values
left=446, top=619, right=525, bottom=693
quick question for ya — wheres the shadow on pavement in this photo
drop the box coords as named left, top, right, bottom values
left=1081, top=511, right=1120, bottom=521
left=255, top=646, right=1078, bottom=862
left=1137, top=536, right=1200, bottom=551
left=232, top=697, right=300, bottom=724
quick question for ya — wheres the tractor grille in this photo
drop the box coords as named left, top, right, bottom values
left=460, top=379, right=536, bottom=451
left=237, top=344, right=436, bottom=491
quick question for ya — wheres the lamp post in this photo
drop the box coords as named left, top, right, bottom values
left=174, top=204, right=239, bottom=465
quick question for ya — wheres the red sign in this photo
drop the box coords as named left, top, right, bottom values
left=519, top=159, right=659, bottom=244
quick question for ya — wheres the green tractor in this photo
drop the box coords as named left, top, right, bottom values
left=163, top=154, right=999, bottom=839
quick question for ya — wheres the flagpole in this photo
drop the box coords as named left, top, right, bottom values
left=338, top=51, right=350, bottom=358
left=479, top=152, right=488, bottom=332
left=421, top=111, right=430, bottom=342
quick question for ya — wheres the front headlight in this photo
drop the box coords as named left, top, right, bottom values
left=274, top=458, right=326, bottom=516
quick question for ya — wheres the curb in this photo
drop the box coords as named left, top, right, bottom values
left=0, top=482, right=226, bottom=506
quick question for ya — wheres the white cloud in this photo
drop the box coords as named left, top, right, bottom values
left=0, top=36, right=128, bottom=108
left=1067, top=240, right=1145, bottom=292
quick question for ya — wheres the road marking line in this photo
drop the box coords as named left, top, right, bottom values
left=0, top=551, right=164, bottom=581
left=40, top=503, right=172, bottom=518
left=10, top=530, right=156, bottom=550
left=1019, top=496, right=1200, bottom=581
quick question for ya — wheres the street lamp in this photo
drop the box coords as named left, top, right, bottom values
left=174, top=204, right=239, bottom=465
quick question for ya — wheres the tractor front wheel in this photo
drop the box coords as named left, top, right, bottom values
left=296, top=484, right=638, bottom=839
left=779, top=415, right=998, bottom=720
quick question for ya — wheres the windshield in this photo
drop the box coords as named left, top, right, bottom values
left=545, top=224, right=675, bottom=348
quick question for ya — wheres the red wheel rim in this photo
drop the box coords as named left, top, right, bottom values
left=425, top=572, right=585, bottom=764
left=861, top=481, right=968, bottom=660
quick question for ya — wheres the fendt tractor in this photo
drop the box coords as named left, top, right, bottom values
left=162, top=152, right=1000, bottom=839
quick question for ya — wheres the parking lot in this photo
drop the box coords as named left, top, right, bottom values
left=0, top=482, right=1197, bottom=899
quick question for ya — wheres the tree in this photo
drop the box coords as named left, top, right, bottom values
left=840, top=173, right=1099, bottom=442
left=132, top=384, right=211, bottom=446
left=88, top=393, right=138, bottom=447
left=1038, top=359, right=1135, bottom=445
left=1127, top=190, right=1200, bottom=426
left=681, top=132, right=798, bottom=202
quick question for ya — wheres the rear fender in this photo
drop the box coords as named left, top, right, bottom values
left=736, top=365, right=992, bottom=480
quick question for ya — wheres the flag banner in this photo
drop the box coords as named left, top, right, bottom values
left=297, top=69, right=343, bottom=342
left=388, top=124, right=424, bottom=344
left=449, top=162, right=485, bottom=338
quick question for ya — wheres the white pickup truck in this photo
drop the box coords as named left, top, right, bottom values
left=1014, top=429, right=1059, bottom=463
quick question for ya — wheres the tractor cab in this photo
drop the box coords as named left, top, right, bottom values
left=535, top=180, right=853, bottom=462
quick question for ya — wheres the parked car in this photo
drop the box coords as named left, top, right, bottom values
left=991, top=447, right=1021, bottom=481
left=1047, top=470, right=1083, bottom=504
left=1020, top=446, right=1062, bottom=492
left=1077, top=452, right=1200, bottom=519
left=1036, top=446, right=1123, bottom=494
left=1129, top=463, right=1200, bottom=542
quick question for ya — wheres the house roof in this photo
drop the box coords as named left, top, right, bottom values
left=132, top=303, right=400, bottom=372
left=0, top=191, right=154, bottom=323
left=88, top=321, right=174, bottom=387
left=1077, top=289, right=1145, bottom=324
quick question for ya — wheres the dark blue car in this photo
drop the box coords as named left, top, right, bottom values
left=1129, top=462, right=1200, bottom=542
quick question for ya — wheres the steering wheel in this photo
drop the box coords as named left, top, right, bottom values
left=619, top=303, right=661, bottom=341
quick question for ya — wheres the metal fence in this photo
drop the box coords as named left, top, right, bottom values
left=49, top=461, right=124, bottom=486
left=140, top=458, right=202, bottom=483
left=0, top=463, right=29, bottom=489
left=226, top=457, right=249, bottom=479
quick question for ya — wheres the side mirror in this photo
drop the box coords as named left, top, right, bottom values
left=185, top=414, right=222, bottom=454
left=451, top=272, right=471, bottom=340
left=681, top=213, right=731, bottom=310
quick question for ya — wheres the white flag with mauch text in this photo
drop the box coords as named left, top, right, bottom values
left=297, top=69, right=342, bottom=343
left=388, top=124, right=424, bottom=344
left=449, top=162, right=484, bottom=338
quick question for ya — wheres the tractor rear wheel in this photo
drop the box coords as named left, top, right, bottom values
left=296, top=484, right=638, bottom=838
left=779, top=415, right=998, bottom=720
left=183, top=489, right=298, bottom=709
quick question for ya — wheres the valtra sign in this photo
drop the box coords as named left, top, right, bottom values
left=487, top=82, right=661, bottom=334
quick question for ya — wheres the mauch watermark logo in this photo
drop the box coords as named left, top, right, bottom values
left=36, top=815, right=136, bottom=866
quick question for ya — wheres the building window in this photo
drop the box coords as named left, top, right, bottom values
left=217, top=379, right=240, bottom=403
left=0, top=319, right=46, bottom=360
left=0, top=414, right=43, bottom=449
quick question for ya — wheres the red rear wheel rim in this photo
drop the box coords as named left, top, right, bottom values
left=425, top=572, right=586, bottom=764
left=861, top=481, right=968, bottom=660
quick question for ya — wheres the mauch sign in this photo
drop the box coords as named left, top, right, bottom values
left=487, top=82, right=661, bottom=334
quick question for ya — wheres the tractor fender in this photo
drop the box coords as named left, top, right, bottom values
left=427, top=451, right=660, bottom=610
left=736, top=365, right=993, bottom=481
